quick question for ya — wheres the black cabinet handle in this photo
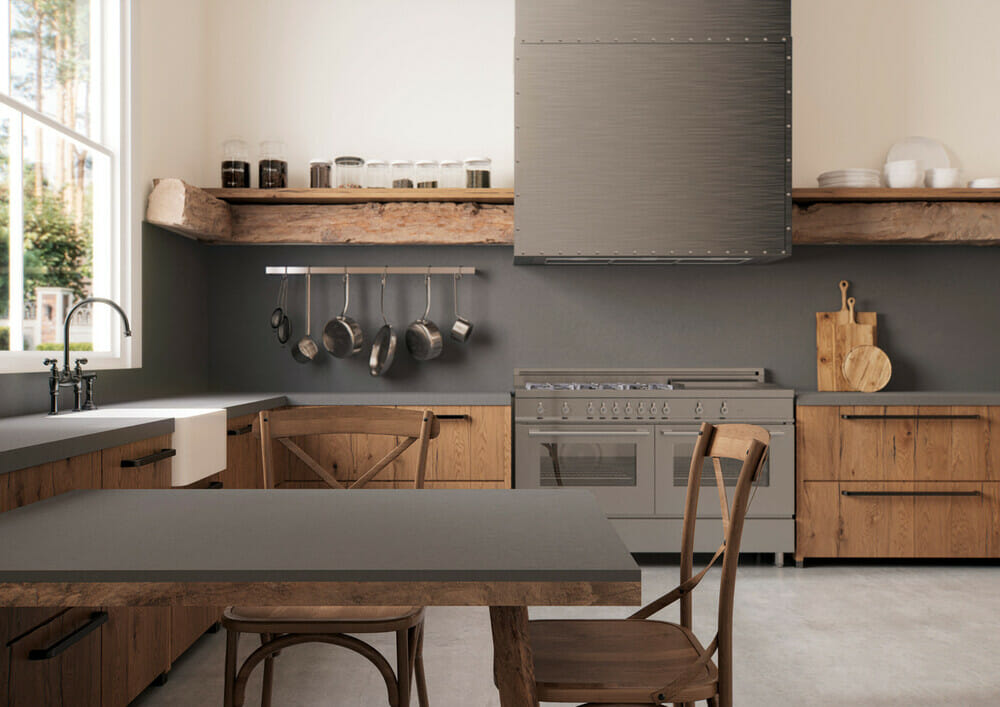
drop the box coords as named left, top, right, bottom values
left=841, top=414, right=980, bottom=420
left=227, top=424, right=253, bottom=436
left=120, top=448, right=176, bottom=467
left=207, top=481, right=224, bottom=489
left=436, top=414, right=470, bottom=421
left=841, top=490, right=981, bottom=497
left=28, top=611, right=108, bottom=660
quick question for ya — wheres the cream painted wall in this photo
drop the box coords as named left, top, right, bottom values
left=792, top=0, right=1000, bottom=186
left=135, top=1, right=1000, bottom=190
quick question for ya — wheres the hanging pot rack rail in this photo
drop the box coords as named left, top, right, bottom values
left=265, top=266, right=477, bottom=276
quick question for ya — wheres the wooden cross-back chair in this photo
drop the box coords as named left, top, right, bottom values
left=221, top=406, right=440, bottom=707
left=527, top=422, right=769, bottom=707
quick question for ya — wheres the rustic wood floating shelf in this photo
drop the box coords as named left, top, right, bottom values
left=145, top=179, right=514, bottom=245
left=145, top=180, right=1000, bottom=247
left=792, top=187, right=1000, bottom=245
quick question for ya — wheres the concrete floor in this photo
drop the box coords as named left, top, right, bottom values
left=133, top=563, right=1000, bottom=706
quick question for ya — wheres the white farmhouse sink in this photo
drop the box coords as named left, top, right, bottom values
left=55, top=408, right=227, bottom=487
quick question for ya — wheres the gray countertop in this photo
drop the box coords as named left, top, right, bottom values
left=0, top=489, right=640, bottom=586
left=0, top=392, right=512, bottom=475
left=796, top=391, right=1000, bottom=406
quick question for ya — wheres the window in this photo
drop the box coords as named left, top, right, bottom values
left=0, top=0, right=129, bottom=372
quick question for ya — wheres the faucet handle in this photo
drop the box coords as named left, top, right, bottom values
left=74, top=357, right=89, bottom=368
left=43, top=358, right=59, bottom=373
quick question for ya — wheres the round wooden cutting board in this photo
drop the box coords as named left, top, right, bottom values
left=843, top=344, right=892, bottom=392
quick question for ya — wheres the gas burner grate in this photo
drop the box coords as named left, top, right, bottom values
left=524, top=381, right=674, bottom=391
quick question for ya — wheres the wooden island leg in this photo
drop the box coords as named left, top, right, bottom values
left=489, top=606, right=539, bottom=707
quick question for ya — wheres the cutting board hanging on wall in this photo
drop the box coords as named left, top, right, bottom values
left=816, top=281, right=878, bottom=391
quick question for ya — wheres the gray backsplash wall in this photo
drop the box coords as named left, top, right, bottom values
left=0, top=225, right=210, bottom=417
left=205, top=243, right=1000, bottom=393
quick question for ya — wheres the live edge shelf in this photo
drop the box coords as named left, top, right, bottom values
left=145, top=180, right=1000, bottom=246
left=145, top=178, right=514, bottom=245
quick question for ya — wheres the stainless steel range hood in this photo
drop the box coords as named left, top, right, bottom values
left=514, top=0, right=791, bottom=264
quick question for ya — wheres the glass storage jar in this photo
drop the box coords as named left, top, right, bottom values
left=390, top=160, right=415, bottom=188
left=335, top=156, right=365, bottom=188
left=310, top=159, right=332, bottom=188
left=415, top=160, right=440, bottom=188
left=464, top=157, right=491, bottom=188
left=366, top=160, right=389, bottom=188
left=439, top=160, right=463, bottom=188
left=221, top=139, right=250, bottom=188
left=258, top=140, right=288, bottom=189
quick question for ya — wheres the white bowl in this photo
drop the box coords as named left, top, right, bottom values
left=884, top=159, right=922, bottom=172
left=969, top=177, right=1000, bottom=188
left=925, top=167, right=962, bottom=188
left=884, top=170, right=924, bottom=188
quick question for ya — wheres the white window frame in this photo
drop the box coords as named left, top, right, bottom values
left=0, top=0, right=134, bottom=374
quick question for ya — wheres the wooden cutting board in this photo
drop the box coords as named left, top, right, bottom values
left=843, top=344, right=892, bottom=392
left=816, top=281, right=878, bottom=391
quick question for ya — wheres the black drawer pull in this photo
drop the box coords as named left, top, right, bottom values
left=841, top=490, right=981, bottom=498
left=208, top=481, right=224, bottom=489
left=120, top=448, right=176, bottom=467
left=436, top=414, right=470, bottom=421
left=228, top=424, right=253, bottom=436
left=28, top=611, right=108, bottom=661
left=841, top=414, right=980, bottom=420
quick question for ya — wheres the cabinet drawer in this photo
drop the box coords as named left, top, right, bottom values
left=102, top=435, right=173, bottom=489
left=839, top=482, right=986, bottom=558
left=7, top=607, right=104, bottom=707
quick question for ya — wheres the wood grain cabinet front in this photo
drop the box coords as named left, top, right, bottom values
left=796, top=405, right=1000, bottom=561
left=221, top=413, right=264, bottom=489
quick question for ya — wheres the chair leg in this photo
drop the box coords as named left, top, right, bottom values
left=224, top=629, right=239, bottom=707
left=415, top=624, right=429, bottom=707
left=396, top=629, right=411, bottom=707
left=261, top=633, right=275, bottom=707
left=707, top=698, right=720, bottom=707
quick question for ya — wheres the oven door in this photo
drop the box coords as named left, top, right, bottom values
left=654, top=424, right=793, bottom=518
left=515, top=425, right=655, bottom=515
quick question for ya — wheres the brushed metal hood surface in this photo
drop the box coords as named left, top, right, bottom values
left=514, top=0, right=791, bottom=264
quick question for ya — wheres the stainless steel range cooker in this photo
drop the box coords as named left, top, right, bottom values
left=513, top=368, right=794, bottom=564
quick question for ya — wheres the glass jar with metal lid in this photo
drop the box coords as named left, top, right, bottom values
left=221, top=138, right=250, bottom=188
left=390, top=160, right=415, bottom=189
left=439, top=160, right=463, bottom=189
left=335, top=156, right=365, bottom=188
left=415, top=160, right=440, bottom=188
left=464, top=157, right=491, bottom=188
left=309, top=159, right=332, bottom=188
left=366, top=160, right=389, bottom=188
left=258, top=140, right=288, bottom=189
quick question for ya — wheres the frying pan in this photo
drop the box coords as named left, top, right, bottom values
left=291, top=273, right=320, bottom=363
left=369, top=272, right=397, bottom=376
left=405, top=272, right=443, bottom=361
left=323, top=273, right=365, bottom=358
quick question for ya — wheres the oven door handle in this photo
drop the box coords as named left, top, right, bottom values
left=526, top=429, right=651, bottom=437
left=659, top=429, right=787, bottom=436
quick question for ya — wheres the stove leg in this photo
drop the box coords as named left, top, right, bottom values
left=774, top=552, right=785, bottom=568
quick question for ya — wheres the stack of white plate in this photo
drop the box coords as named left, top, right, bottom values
left=968, top=177, right=1000, bottom=188
left=817, top=169, right=881, bottom=188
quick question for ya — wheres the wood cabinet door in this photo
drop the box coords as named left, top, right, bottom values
left=0, top=452, right=101, bottom=512
left=838, top=406, right=917, bottom=481
left=169, top=606, right=219, bottom=663
left=795, top=482, right=840, bottom=559
left=986, top=483, right=1000, bottom=557
left=796, top=406, right=839, bottom=481
left=101, top=435, right=173, bottom=489
left=222, top=413, right=264, bottom=489
left=8, top=607, right=103, bottom=707
left=911, top=482, right=986, bottom=557
left=101, top=607, right=171, bottom=707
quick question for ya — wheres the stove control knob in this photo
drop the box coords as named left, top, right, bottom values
left=662, top=403, right=670, bottom=417
left=695, top=401, right=704, bottom=417
left=649, top=402, right=658, bottom=416
left=637, top=402, right=646, bottom=417
left=536, top=402, right=545, bottom=417
left=586, top=402, right=595, bottom=417
left=624, top=402, right=633, bottom=418
left=612, top=402, right=621, bottom=416
left=720, top=401, right=729, bottom=417
left=561, top=402, right=570, bottom=417
left=599, top=403, right=608, bottom=417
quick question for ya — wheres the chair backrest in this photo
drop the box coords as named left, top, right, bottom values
left=254, top=406, right=440, bottom=490
left=679, top=422, right=769, bottom=699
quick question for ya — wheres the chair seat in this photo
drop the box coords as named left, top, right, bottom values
left=223, top=605, right=424, bottom=633
left=529, top=619, right=718, bottom=703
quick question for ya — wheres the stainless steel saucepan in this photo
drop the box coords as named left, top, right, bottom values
left=450, top=273, right=474, bottom=342
left=323, top=273, right=365, bottom=358
left=369, top=272, right=397, bottom=376
left=291, top=273, right=320, bottom=363
left=406, top=272, right=443, bottom=361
